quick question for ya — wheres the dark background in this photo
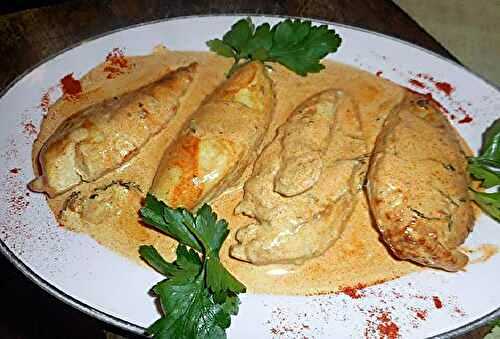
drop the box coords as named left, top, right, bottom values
left=0, top=1, right=71, bottom=15
left=2, top=3, right=109, bottom=337
left=0, top=254, right=109, bottom=338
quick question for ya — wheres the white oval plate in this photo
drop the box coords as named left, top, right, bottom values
left=1, top=15, right=499, bottom=339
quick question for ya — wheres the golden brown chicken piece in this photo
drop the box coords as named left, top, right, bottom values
left=149, top=61, right=274, bottom=210
left=29, top=63, right=197, bottom=197
left=367, top=92, right=474, bottom=271
left=231, top=90, right=367, bottom=265
left=59, top=181, right=150, bottom=249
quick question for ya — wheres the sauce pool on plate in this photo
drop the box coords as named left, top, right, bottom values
left=34, top=47, right=425, bottom=295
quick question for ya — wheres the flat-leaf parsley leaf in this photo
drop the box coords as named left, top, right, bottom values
left=468, top=119, right=500, bottom=221
left=207, top=17, right=342, bottom=76
left=139, top=194, right=246, bottom=339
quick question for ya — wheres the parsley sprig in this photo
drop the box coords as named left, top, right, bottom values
left=139, top=194, right=246, bottom=339
left=469, top=119, right=500, bottom=221
left=207, top=17, right=342, bottom=76
left=485, top=319, right=500, bottom=339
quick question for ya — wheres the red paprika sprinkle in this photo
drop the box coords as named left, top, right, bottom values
left=341, top=283, right=366, bottom=299
left=454, top=306, right=466, bottom=317
left=405, top=88, right=450, bottom=114
left=432, top=296, right=443, bottom=309
left=458, top=114, right=473, bottom=124
left=416, top=73, right=434, bottom=81
left=435, top=82, right=454, bottom=96
left=106, top=48, right=128, bottom=67
left=409, top=79, right=425, bottom=88
left=378, top=321, right=399, bottom=339
left=40, top=91, right=51, bottom=113
left=104, top=48, right=129, bottom=79
left=377, top=312, right=399, bottom=339
left=415, top=310, right=428, bottom=320
left=22, top=121, right=38, bottom=137
left=60, top=73, right=82, bottom=98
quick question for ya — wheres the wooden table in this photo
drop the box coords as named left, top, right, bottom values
left=0, top=1, right=490, bottom=338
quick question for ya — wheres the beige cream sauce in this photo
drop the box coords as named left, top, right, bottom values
left=34, top=47, right=422, bottom=295
left=463, top=244, right=499, bottom=264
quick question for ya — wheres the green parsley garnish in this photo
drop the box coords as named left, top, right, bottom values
left=469, top=119, right=500, bottom=221
left=485, top=319, right=500, bottom=339
left=207, top=17, right=342, bottom=76
left=139, top=194, right=246, bottom=339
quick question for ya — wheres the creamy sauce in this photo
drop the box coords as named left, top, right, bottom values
left=463, top=244, right=499, bottom=264
left=33, top=47, right=423, bottom=295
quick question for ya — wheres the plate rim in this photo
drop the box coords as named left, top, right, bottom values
left=0, top=13, right=498, bottom=338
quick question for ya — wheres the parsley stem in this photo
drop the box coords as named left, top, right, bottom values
left=226, top=60, right=251, bottom=78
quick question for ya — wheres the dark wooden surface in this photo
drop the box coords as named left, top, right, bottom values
left=0, top=1, right=490, bottom=338
left=0, top=0, right=458, bottom=91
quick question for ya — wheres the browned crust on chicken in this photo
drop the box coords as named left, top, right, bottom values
left=149, top=61, right=275, bottom=210
left=367, top=91, right=474, bottom=271
left=29, top=63, right=197, bottom=197
left=231, top=89, right=368, bottom=265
